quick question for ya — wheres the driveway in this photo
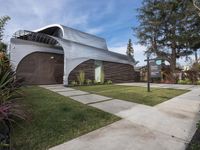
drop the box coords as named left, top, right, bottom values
left=40, top=83, right=200, bottom=150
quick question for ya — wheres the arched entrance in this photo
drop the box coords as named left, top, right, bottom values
left=16, top=52, right=64, bottom=85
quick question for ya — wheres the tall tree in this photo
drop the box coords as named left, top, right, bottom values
left=0, top=16, right=10, bottom=41
left=126, top=39, right=139, bottom=65
left=192, top=0, right=200, bottom=62
left=193, top=0, right=200, bottom=15
left=126, top=39, right=134, bottom=56
left=0, top=16, right=10, bottom=52
left=135, top=0, right=200, bottom=78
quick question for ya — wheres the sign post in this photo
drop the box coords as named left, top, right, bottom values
left=145, top=56, right=162, bottom=92
left=146, top=52, right=151, bottom=92
left=150, top=60, right=161, bottom=78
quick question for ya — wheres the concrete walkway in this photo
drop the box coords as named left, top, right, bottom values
left=40, top=83, right=200, bottom=150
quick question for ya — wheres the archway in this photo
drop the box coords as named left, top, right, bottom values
left=16, top=52, right=64, bottom=85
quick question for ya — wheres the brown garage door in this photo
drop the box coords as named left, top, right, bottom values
left=16, top=52, right=64, bottom=85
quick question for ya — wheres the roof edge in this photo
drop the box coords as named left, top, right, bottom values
left=34, top=24, right=65, bottom=38
left=34, top=24, right=106, bottom=42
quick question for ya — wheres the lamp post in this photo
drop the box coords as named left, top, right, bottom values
left=147, top=52, right=151, bottom=92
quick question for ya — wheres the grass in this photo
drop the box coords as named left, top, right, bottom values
left=11, top=86, right=120, bottom=150
left=74, top=85, right=189, bottom=106
left=187, top=122, right=200, bottom=150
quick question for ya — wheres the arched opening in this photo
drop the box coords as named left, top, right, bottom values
left=68, top=59, right=135, bottom=84
left=37, top=27, right=63, bottom=38
left=68, top=60, right=95, bottom=83
left=16, top=52, right=64, bottom=85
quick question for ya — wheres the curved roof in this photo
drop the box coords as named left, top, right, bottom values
left=34, top=24, right=108, bottom=50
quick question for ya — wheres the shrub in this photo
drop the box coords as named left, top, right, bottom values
left=106, top=80, right=112, bottom=84
left=76, top=70, right=85, bottom=85
left=177, top=79, right=191, bottom=84
left=93, top=80, right=98, bottom=85
left=0, top=52, right=26, bottom=149
left=197, top=80, right=200, bottom=85
left=0, top=16, right=26, bottom=149
left=86, top=79, right=92, bottom=85
left=70, top=81, right=77, bottom=86
left=177, top=80, right=185, bottom=84
left=184, top=61, right=200, bottom=84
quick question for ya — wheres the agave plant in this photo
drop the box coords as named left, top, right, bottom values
left=77, top=70, right=85, bottom=85
left=0, top=52, right=25, bottom=149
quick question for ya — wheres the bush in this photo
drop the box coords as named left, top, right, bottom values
left=93, top=80, right=98, bottom=85
left=183, top=61, right=200, bottom=84
left=177, top=80, right=185, bottom=84
left=70, top=81, right=77, bottom=86
left=177, top=79, right=191, bottom=84
left=0, top=52, right=26, bottom=149
left=76, top=70, right=85, bottom=85
left=86, top=79, right=92, bottom=85
left=106, top=80, right=112, bottom=84
left=197, top=80, right=200, bottom=85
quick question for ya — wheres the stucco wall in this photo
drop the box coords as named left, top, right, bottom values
left=10, top=38, right=133, bottom=85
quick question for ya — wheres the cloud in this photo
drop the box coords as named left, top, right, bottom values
left=109, top=44, right=147, bottom=66
left=1, top=0, right=70, bottom=41
left=85, top=27, right=104, bottom=34
left=0, top=0, right=134, bottom=42
left=1, top=0, right=110, bottom=41
left=0, top=0, right=153, bottom=65
left=108, top=46, right=126, bottom=55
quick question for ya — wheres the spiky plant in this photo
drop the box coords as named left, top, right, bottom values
left=77, top=70, right=85, bottom=85
left=0, top=52, right=25, bottom=149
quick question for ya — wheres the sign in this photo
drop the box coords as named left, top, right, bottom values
left=156, top=60, right=162, bottom=65
left=150, top=60, right=161, bottom=78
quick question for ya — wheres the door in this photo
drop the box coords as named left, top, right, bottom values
left=16, top=52, right=64, bottom=85
left=95, top=60, right=102, bottom=82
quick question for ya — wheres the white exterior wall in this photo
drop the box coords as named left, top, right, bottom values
left=10, top=38, right=63, bottom=70
left=35, top=24, right=108, bottom=50
left=10, top=24, right=133, bottom=86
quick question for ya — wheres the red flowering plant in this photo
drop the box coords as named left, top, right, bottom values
left=0, top=51, right=26, bottom=149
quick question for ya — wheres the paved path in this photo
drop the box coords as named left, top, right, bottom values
left=40, top=84, right=200, bottom=150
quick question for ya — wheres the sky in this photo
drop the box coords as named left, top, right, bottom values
left=0, top=0, right=197, bottom=66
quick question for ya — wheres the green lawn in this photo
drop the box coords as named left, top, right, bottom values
left=187, top=121, right=200, bottom=150
left=11, top=86, right=119, bottom=150
left=74, top=85, right=189, bottom=106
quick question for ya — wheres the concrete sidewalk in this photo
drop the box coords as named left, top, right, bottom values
left=40, top=84, right=200, bottom=150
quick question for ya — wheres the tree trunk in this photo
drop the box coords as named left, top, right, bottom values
left=194, top=49, right=198, bottom=63
left=170, top=44, right=177, bottom=83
